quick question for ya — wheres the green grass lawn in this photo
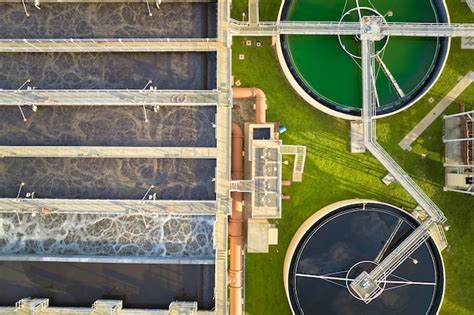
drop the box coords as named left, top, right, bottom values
left=230, top=1, right=474, bottom=314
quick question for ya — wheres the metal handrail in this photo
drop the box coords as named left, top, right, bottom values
left=353, top=39, right=447, bottom=303
left=361, top=40, right=446, bottom=223
left=229, top=19, right=474, bottom=37
left=0, top=89, right=221, bottom=106
left=0, top=37, right=221, bottom=53
left=0, top=38, right=218, bottom=43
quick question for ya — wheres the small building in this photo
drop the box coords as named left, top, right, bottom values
left=443, top=109, right=473, bottom=194
left=230, top=122, right=306, bottom=253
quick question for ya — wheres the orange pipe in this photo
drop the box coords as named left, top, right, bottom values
left=232, top=87, right=267, bottom=124
left=229, top=123, right=244, bottom=315
left=228, top=88, right=267, bottom=315
left=282, top=179, right=292, bottom=187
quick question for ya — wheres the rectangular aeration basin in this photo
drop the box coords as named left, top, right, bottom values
left=0, top=52, right=217, bottom=90
left=0, top=2, right=217, bottom=39
left=0, top=261, right=215, bottom=309
left=0, top=213, right=215, bottom=259
left=0, top=2, right=219, bottom=311
left=0, top=106, right=217, bottom=147
left=0, top=157, right=216, bottom=200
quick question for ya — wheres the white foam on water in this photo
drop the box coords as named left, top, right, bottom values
left=0, top=213, right=215, bottom=258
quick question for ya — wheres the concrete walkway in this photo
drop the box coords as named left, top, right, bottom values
left=248, top=0, right=259, bottom=25
left=0, top=90, right=220, bottom=106
left=0, top=38, right=220, bottom=53
left=0, top=146, right=218, bottom=159
left=399, top=71, right=473, bottom=150
left=0, top=198, right=217, bottom=215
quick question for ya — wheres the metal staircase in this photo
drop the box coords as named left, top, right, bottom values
left=281, top=145, right=306, bottom=182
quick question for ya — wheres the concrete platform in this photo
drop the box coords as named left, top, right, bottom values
left=461, top=37, right=474, bottom=49
left=350, top=121, right=365, bottom=153
left=246, top=219, right=278, bottom=253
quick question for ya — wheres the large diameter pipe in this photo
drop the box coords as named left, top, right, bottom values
left=229, top=194, right=243, bottom=315
left=229, top=123, right=244, bottom=315
left=232, top=87, right=267, bottom=124
left=228, top=88, right=267, bottom=314
left=231, top=123, right=244, bottom=181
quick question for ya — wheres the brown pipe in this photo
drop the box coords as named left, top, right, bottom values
left=232, top=87, right=267, bottom=124
left=228, top=88, right=267, bottom=314
left=282, top=179, right=292, bottom=187
left=229, top=123, right=244, bottom=315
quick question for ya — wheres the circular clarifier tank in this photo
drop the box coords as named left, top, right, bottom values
left=277, top=0, right=451, bottom=119
left=284, top=200, right=445, bottom=315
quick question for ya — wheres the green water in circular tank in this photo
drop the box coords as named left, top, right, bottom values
left=283, top=0, right=444, bottom=110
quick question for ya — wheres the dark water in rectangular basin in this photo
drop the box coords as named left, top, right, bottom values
left=0, top=106, right=216, bottom=147
left=0, top=158, right=216, bottom=200
left=0, top=52, right=216, bottom=90
left=0, top=2, right=217, bottom=39
left=0, top=261, right=215, bottom=309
